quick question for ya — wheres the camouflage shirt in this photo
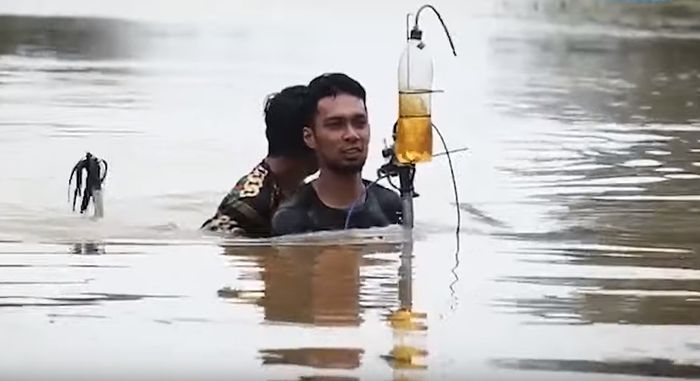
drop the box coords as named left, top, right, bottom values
left=201, top=160, right=283, bottom=237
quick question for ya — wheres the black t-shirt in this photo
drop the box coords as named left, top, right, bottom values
left=271, top=180, right=403, bottom=236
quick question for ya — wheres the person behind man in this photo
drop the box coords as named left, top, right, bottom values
left=201, top=85, right=318, bottom=237
left=271, top=73, right=402, bottom=236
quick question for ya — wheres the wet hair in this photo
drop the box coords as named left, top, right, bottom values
left=264, top=85, right=314, bottom=158
left=303, top=73, right=367, bottom=127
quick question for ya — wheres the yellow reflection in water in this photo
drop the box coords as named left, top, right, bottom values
left=263, top=245, right=362, bottom=326
left=383, top=240, right=429, bottom=380
left=220, top=242, right=405, bottom=374
left=221, top=243, right=402, bottom=326
left=221, top=244, right=370, bottom=326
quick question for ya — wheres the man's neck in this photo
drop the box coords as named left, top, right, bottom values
left=313, top=169, right=364, bottom=210
left=264, top=157, right=306, bottom=195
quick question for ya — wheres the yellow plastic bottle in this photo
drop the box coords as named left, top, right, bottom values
left=396, top=27, right=433, bottom=164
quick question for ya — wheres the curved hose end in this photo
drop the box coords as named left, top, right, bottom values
left=448, top=38, right=457, bottom=57
left=414, top=4, right=458, bottom=57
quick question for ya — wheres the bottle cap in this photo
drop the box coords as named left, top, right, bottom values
left=409, top=27, right=423, bottom=40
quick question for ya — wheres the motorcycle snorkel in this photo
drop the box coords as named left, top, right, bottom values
left=378, top=3, right=458, bottom=230
left=345, top=4, right=462, bottom=232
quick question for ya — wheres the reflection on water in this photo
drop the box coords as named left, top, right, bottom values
left=383, top=240, right=428, bottom=376
left=219, top=244, right=398, bottom=327
left=496, top=0, right=700, bottom=30
left=454, top=9, right=700, bottom=378
left=0, top=291, right=180, bottom=308
left=492, top=357, right=700, bottom=379
left=491, top=31, right=700, bottom=125
left=71, top=241, right=105, bottom=254
left=260, top=348, right=364, bottom=370
left=495, top=288, right=700, bottom=326
left=218, top=241, right=428, bottom=378
left=0, top=15, right=150, bottom=60
left=486, top=20, right=700, bottom=336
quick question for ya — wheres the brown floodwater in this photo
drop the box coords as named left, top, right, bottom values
left=1, top=1, right=699, bottom=380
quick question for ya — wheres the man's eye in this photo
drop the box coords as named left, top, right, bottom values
left=352, top=117, right=368, bottom=128
left=325, top=120, right=344, bottom=129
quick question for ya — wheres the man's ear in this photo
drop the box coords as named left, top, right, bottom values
left=303, top=126, right=316, bottom=149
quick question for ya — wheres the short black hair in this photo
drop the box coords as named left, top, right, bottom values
left=304, top=73, right=367, bottom=127
left=264, top=85, right=314, bottom=158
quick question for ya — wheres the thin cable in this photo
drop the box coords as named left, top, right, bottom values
left=344, top=173, right=389, bottom=230
left=432, top=124, right=460, bottom=235
left=380, top=146, right=464, bottom=192
left=386, top=175, right=401, bottom=192
left=432, top=123, right=461, bottom=306
left=433, top=147, right=469, bottom=158
left=414, top=4, right=458, bottom=57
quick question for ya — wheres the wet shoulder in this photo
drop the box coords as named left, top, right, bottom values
left=368, top=182, right=403, bottom=224
left=270, top=183, right=315, bottom=236
left=368, top=182, right=401, bottom=204
left=278, top=182, right=316, bottom=209
left=221, top=161, right=278, bottom=211
left=203, top=161, right=279, bottom=235
left=234, top=162, right=276, bottom=200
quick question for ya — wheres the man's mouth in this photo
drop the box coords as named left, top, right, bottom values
left=341, top=147, right=363, bottom=156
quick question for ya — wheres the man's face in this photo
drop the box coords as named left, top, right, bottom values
left=303, top=94, right=369, bottom=174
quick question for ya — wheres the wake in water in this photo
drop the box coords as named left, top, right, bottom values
left=0, top=196, right=416, bottom=248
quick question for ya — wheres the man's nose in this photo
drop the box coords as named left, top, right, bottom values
left=342, top=123, right=361, bottom=141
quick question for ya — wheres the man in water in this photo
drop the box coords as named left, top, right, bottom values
left=201, top=85, right=318, bottom=237
left=271, top=73, right=402, bottom=236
